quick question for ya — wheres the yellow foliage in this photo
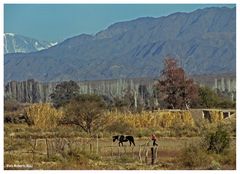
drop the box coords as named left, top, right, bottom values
left=209, top=110, right=224, bottom=123
left=105, top=110, right=194, bottom=129
left=25, top=103, right=63, bottom=129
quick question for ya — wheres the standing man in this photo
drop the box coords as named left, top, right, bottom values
left=151, top=134, right=158, bottom=146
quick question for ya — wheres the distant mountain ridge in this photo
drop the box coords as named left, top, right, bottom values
left=4, top=33, right=57, bottom=54
left=4, top=7, right=236, bottom=82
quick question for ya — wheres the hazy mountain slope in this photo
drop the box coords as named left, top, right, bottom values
left=4, top=7, right=236, bottom=82
left=4, top=33, right=57, bottom=54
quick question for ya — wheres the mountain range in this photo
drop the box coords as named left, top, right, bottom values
left=4, top=33, right=57, bottom=54
left=4, top=7, right=236, bottom=82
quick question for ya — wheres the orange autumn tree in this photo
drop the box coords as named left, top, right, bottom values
left=155, top=57, right=199, bottom=109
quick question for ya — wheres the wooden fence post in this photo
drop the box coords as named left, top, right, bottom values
left=90, top=143, right=92, bottom=153
left=32, top=138, right=37, bottom=163
left=96, top=134, right=99, bottom=154
left=145, top=148, right=149, bottom=164
left=155, top=147, right=158, bottom=163
left=151, top=147, right=154, bottom=165
left=132, top=147, right=134, bottom=158
left=139, top=146, right=142, bottom=163
left=151, top=147, right=157, bottom=165
left=118, top=146, right=120, bottom=158
left=46, top=138, right=50, bottom=158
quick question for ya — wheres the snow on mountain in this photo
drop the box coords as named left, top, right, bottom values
left=4, top=33, right=57, bottom=54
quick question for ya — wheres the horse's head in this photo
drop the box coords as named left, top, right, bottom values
left=112, top=135, right=119, bottom=142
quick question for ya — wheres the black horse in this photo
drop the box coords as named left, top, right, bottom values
left=112, top=135, right=135, bottom=146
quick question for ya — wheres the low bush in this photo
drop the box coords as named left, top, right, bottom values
left=208, top=160, right=221, bottom=170
left=154, top=129, right=171, bottom=137
left=25, top=103, right=63, bottom=129
left=4, top=99, right=21, bottom=112
left=220, top=148, right=236, bottom=167
left=180, top=143, right=210, bottom=169
left=170, top=121, right=197, bottom=137
left=221, top=117, right=236, bottom=137
left=106, top=120, right=134, bottom=134
left=136, top=128, right=154, bottom=138
left=65, top=145, right=101, bottom=164
left=203, top=125, right=230, bottom=154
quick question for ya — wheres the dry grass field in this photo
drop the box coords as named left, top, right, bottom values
left=4, top=122, right=236, bottom=170
left=4, top=102, right=236, bottom=170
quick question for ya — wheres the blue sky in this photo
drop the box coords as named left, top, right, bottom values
left=4, top=4, right=235, bottom=42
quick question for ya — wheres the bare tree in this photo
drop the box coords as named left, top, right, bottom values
left=63, top=94, right=106, bottom=134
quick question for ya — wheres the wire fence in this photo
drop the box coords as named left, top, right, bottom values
left=5, top=136, right=160, bottom=165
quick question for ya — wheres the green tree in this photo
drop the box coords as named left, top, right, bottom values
left=198, top=86, right=219, bottom=108
left=63, top=94, right=106, bottom=134
left=50, top=80, right=80, bottom=108
left=203, top=125, right=230, bottom=154
left=198, top=86, right=235, bottom=109
left=155, top=57, right=199, bottom=109
left=110, top=87, right=135, bottom=112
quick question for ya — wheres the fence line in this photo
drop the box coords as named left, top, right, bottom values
left=7, top=137, right=160, bottom=165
